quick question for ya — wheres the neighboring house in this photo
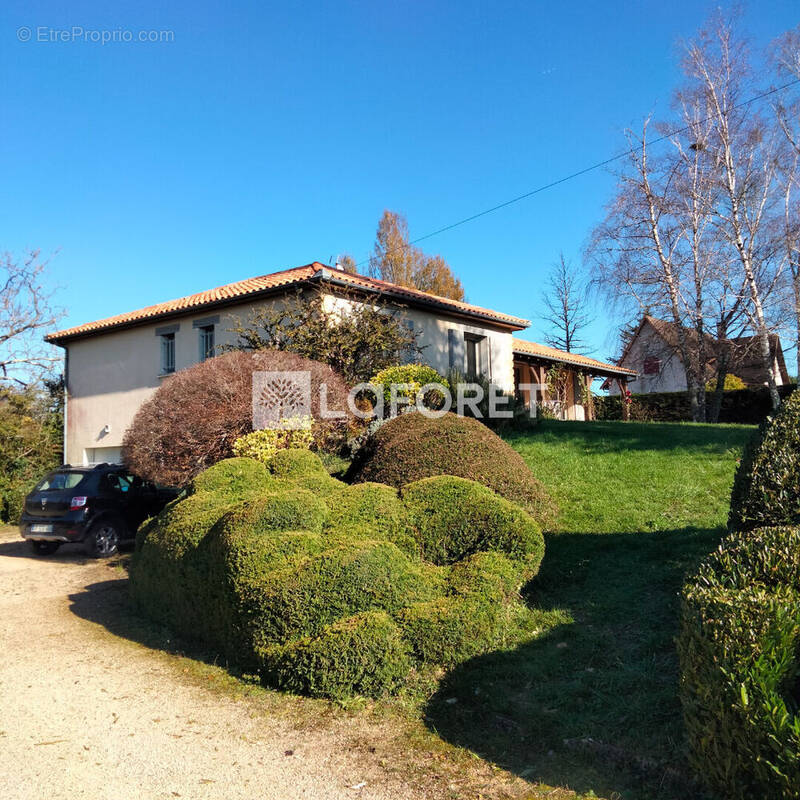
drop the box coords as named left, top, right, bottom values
left=46, top=262, right=635, bottom=466
left=604, top=315, right=790, bottom=395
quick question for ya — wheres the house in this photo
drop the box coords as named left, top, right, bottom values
left=604, top=315, right=790, bottom=395
left=46, top=262, right=635, bottom=465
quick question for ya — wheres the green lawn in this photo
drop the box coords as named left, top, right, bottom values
left=424, top=420, right=755, bottom=800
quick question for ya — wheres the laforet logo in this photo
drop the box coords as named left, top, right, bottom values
left=252, top=371, right=312, bottom=430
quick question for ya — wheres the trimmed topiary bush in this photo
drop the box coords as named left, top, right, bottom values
left=324, top=482, right=416, bottom=554
left=346, top=411, right=553, bottom=525
left=397, top=597, right=501, bottom=666
left=260, top=611, right=412, bottom=699
left=130, top=490, right=241, bottom=640
left=402, top=476, right=544, bottom=575
left=370, top=364, right=450, bottom=412
left=131, top=452, right=547, bottom=699
left=728, top=389, right=800, bottom=531
left=678, top=525, right=800, bottom=798
left=269, top=448, right=330, bottom=479
left=191, top=457, right=273, bottom=495
left=266, top=449, right=344, bottom=497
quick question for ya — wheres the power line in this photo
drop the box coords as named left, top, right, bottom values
left=355, top=77, right=800, bottom=268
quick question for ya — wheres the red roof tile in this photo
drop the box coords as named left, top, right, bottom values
left=47, top=263, right=529, bottom=342
left=513, top=338, right=636, bottom=377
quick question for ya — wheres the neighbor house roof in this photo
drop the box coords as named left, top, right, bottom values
left=612, top=315, right=790, bottom=387
left=512, top=338, right=636, bottom=378
left=46, top=263, right=530, bottom=343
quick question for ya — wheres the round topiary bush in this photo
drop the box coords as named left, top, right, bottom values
left=269, top=448, right=330, bottom=479
left=728, top=389, right=800, bottom=531
left=402, top=475, right=544, bottom=573
left=370, top=363, right=450, bottom=412
left=346, top=411, right=553, bottom=525
left=678, top=525, right=800, bottom=798
left=122, top=349, right=351, bottom=488
left=191, top=457, right=273, bottom=495
left=131, top=451, right=547, bottom=699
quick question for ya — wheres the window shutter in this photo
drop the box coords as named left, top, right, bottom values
left=448, top=331, right=468, bottom=374
left=480, top=336, right=493, bottom=381
left=448, top=329, right=458, bottom=370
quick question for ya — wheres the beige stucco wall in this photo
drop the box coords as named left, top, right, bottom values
left=63, top=291, right=518, bottom=465
left=607, top=324, right=687, bottom=395
left=323, top=294, right=515, bottom=391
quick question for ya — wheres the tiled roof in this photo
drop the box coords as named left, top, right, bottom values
left=46, top=263, right=530, bottom=343
left=617, top=316, right=791, bottom=387
left=512, top=338, right=637, bottom=377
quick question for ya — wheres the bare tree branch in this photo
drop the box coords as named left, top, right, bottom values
left=0, top=251, right=63, bottom=388
left=540, top=253, right=593, bottom=353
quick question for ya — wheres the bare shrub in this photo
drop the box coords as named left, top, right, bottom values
left=122, top=349, right=351, bottom=487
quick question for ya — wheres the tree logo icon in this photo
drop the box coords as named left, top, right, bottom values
left=252, top=371, right=312, bottom=430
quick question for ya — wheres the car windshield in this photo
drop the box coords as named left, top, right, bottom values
left=35, top=472, right=87, bottom=492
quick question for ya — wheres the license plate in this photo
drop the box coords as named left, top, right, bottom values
left=30, top=524, right=53, bottom=534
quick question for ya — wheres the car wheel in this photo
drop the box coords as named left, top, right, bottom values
left=86, top=522, right=120, bottom=558
left=29, top=540, right=60, bottom=556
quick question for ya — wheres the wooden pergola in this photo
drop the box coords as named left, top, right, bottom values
left=512, top=340, right=636, bottom=421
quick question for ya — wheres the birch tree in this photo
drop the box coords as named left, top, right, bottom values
left=773, top=26, right=800, bottom=379
left=589, top=122, right=709, bottom=421
left=683, top=16, right=783, bottom=409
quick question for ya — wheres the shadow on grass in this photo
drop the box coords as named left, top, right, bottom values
left=425, top=527, right=722, bottom=800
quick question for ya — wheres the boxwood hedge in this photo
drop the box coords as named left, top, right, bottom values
left=679, top=392, right=800, bottom=796
left=728, top=388, right=800, bottom=531
left=678, top=526, right=800, bottom=798
left=131, top=451, right=546, bottom=698
left=346, top=411, right=554, bottom=525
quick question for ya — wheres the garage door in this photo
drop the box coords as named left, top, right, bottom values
left=84, top=447, right=123, bottom=466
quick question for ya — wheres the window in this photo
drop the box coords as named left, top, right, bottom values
left=160, top=333, right=175, bottom=374
left=643, top=356, right=661, bottom=375
left=198, top=324, right=215, bottom=361
left=35, top=472, right=86, bottom=492
left=103, top=473, right=133, bottom=494
left=464, top=333, right=484, bottom=379
left=465, top=337, right=477, bottom=378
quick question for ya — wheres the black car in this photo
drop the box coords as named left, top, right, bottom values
left=20, top=464, right=178, bottom=557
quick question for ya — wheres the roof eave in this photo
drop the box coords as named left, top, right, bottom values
left=47, top=270, right=530, bottom=343
left=314, top=271, right=529, bottom=330
left=513, top=348, right=637, bottom=379
left=45, top=280, right=308, bottom=345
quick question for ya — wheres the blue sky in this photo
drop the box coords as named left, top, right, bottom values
left=2, top=0, right=798, bottom=361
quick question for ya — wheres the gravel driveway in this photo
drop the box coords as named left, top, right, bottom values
left=0, top=530, right=448, bottom=800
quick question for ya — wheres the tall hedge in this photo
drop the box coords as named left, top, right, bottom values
left=728, top=389, right=800, bottom=531
left=678, top=526, right=800, bottom=798
left=595, top=384, right=797, bottom=424
left=131, top=451, right=546, bottom=699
